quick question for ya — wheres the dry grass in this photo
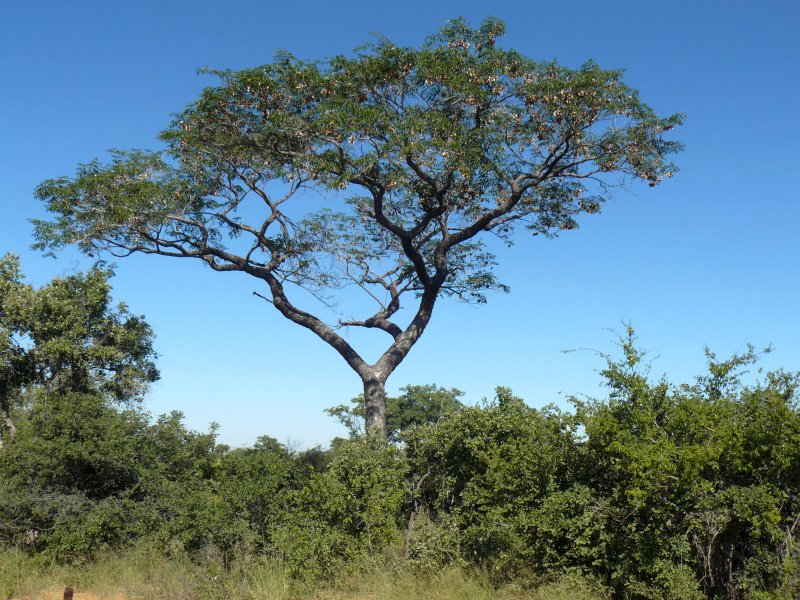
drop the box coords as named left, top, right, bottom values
left=318, top=569, right=608, bottom=600
left=0, top=547, right=607, bottom=600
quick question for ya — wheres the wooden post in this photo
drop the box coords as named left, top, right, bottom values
left=63, top=587, right=74, bottom=600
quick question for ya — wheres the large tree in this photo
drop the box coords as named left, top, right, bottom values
left=33, top=18, right=682, bottom=438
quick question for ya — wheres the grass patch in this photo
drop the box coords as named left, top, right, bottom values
left=0, top=546, right=608, bottom=600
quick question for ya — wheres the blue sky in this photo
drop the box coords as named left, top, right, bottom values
left=2, top=0, right=799, bottom=447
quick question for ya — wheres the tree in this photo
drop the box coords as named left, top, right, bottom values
left=0, top=255, right=33, bottom=445
left=0, top=255, right=159, bottom=447
left=33, top=18, right=682, bottom=438
left=22, top=265, right=159, bottom=403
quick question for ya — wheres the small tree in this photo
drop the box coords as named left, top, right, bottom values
left=0, top=255, right=33, bottom=445
left=0, top=254, right=159, bottom=447
left=33, top=18, right=682, bottom=438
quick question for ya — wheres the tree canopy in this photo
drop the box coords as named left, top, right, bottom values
left=33, top=18, right=682, bottom=437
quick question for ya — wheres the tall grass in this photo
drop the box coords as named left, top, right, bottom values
left=0, top=546, right=608, bottom=600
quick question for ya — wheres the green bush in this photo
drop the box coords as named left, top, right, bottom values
left=271, top=435, right=407, bottom=579
left=575, top=331, right=800, bottom=596
left=2, top=317, right=799, bottom=599
left=404, top=388, right=578, bottom=576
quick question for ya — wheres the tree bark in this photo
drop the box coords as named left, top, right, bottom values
left=0, top=395, right=16, bottom=449
left=3, top=415, right=16, bottom=438
left=363, top=375, right=388, bottom=439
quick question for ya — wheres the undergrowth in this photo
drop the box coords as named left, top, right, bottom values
left=0, top=545, right=608, bottom=600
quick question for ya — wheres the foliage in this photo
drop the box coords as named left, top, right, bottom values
left=2, top=262, right=798, bottom=597
left=0, top=395, right=201, bottom=560
left=272, top=435, right=408, bottom=579
left=0, top=255, right=34, bottom=440
left=404, top=389, right=585, bottom=577
left=0, top=254, right=159, bottom=448
left=573, top=328, right=800, bottom=597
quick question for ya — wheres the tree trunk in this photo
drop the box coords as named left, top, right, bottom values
left=2, top=415, right=16, bottom=438
left=363, top=376, right=388, bottom=440
left=0, top=395, right=16, bottom=449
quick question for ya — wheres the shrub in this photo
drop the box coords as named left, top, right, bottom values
left=271, top=435, right=407, bottom=579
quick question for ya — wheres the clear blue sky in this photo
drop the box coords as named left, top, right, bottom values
left=2, top=0, right=799, bottom=447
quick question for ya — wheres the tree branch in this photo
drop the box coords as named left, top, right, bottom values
left=262, top=272, right=371, bottom=378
